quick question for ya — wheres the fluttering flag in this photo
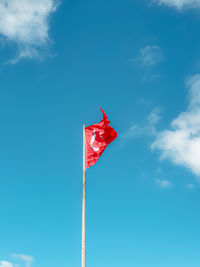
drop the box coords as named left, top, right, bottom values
left=85, top=108, right=117, bottom=169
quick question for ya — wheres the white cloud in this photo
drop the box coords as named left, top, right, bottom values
left=0, top=261, right=13, bottom=267
left=0, top=0, right=59, bottom=63
left=155, top=0, right=200, bottom=10
left=120, top=107, right=161, bottom=145
left=12, top=255, right=33, bottom=267
left=155, top=178, right=172, bottom=188
left=152, top=74, right=200, bottom=177
left=132, top=46, right=164, bottom=67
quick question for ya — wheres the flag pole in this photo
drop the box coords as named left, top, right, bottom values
left=82, top=124, right=86, bottom=267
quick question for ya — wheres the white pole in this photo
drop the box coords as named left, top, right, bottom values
left=82, top=124, right=86, bottom=267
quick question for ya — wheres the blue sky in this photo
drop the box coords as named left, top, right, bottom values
left=0, top=0, right=200, bottom=266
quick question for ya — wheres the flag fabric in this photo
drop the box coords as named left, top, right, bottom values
left=85, top=108, right=117, bottom=169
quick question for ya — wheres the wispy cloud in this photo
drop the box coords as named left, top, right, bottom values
left=0, top=254, right=34, bottom=267
left=0, top=261, right=13, bottom=267
left=120, top=124, right=139, bottom=145
left=155, top=178, right=172, bottom=188
left=131, top=45, right=164, bottom=67
left=187, top=183, right=195, bottom=189
left=120, top=107, right=162, bottom=145
left=147, top=107, right=161, bottom=135
left=152, top=74, right=200, bottom=177
left=154, top=0, right=200, bottom=10
left=12, top=254, right=33, bottom=267
left=0, top=0, right=59, bottom=64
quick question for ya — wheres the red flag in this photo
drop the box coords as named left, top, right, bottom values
left=85, top=108, right=117, bottom=169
